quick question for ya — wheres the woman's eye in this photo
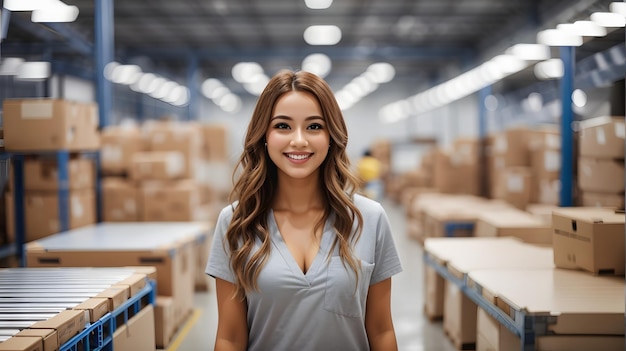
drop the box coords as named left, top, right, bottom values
left=308, top=123, right=324, bottom=130
left=274, top=122, right=290, bottom=129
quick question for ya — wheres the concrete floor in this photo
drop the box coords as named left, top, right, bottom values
left=173, top=199, right=458, bottom=351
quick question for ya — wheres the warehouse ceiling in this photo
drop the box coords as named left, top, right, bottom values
left=1, top=0, right=623, bottom=95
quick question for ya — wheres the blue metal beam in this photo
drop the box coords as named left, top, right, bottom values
left=186, top=54, right=199, bottom=121
left=559, top=46, right=575, bottom=207
left=95, top=0, right=114, bottom=128
left=1, top=9, right=10, bottom=41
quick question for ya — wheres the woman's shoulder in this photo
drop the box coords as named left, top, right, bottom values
left=352, top=193, right=384, bottom=216
left=216, top=201, right=239, bottom=223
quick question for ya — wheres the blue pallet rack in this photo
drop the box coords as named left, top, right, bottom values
left=61, top=279, right=156, bottom=351
left=0, top=150, right=101, bottom=267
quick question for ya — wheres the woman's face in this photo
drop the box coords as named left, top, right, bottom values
left=265, top=90, right=330, bottom=182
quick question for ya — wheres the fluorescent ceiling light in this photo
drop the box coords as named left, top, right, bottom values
left=534, top=58, right=564, bottom=80
left=537, top=29, right=582, bottom=47
left=303, top=25, right=342, bottom=45
left=305, top=0, right=333, bottom=9
left=557, top=21, right=607, bottom=37
left=591, top=12, right=626, bottom=27
left=610, top=2, right=626, bottom=16
left=506, top=44, right=551, bottom=61
left=302, top=53, right=332, bottom=78
left=0, top=57, right=25, bottom=75
left=231, top=62, right=264, bottom=83
left=31, top=1, right=79, bottom=23
left=16, top=61, right=50, bottom=80
left=4, top=0, right=53, bottom=11
left=366, top=62, right=395, bottom=83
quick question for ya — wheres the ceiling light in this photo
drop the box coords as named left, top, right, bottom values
left=537, top=29, right=583, bottom=46
left=201, top=78, right=225, bottom=99
left=305, top=0, right=333, bottom=10
left=572, top=89, right=587, bottom=107
left=366, top=62, right=395, bottom=83
left=591, top=12, right=626, bottom=27
left=0, top=57, right=25, bottom=75
left=16, top=61, right=50, bottom=80
left=4, top=0, right=52, bottom=11
left=491, top=54, right=527, bottom=75
left=557, top=21, right=607, bottom=37
left=506, top=44, right=551, bottom=61
left=302, top=53, right=332, bottom=78
left=534, top=58, right=564, bottom=80
left=303, top=25, right=342, bottom=45
left=232, top=62, right=264, bottom=83
left=610, top=2, right=626, bottom=16
left=31, top=1, right=79, bottom=23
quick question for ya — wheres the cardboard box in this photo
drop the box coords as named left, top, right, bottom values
left=443, top=280, right=476, bottom=349
left=14, top=329, right=57, bottom=351
left=0, top=337, right=42, bottom=351
left=423, top=265, right=444, bottom=320
left=143, top=121, right=202, bottom=179
left=3, top=99, right=99, bottom=151
left=490, top=127, right=531, bottom=167
left=95, top=286, right=130, bottom=311
left=130, top=151, right=186, bottom=181
left=30, top=310, right=86, bottom=346
left=15, top=157, right=95, bottom=191
left=578, top=116, right=625, bottom=158
left=141, top=180, right=201, bottom=221
left=475, top=209, right=553, bottom=244
left=476, top=307, right=520, bottom=351
left=532, top=176, right=560, bottom=206
left=580, top=191, right=625, bottom=209
left=112, top=305, right=156, bottom=351
left=498, top=166, right=532, bottom=209
left=578, top=157, right=624, bottom=193
left=25, top=224, right=197, bottom=327
left=6, top=189, right=96, bottom=243
left=154, top=296, right=176, bottom=349
left=552, top=207, right=625, bottom=275
left=100, top=125, right=144, bottom=175
left=433, top=148, right=480, bottom=195
left=102, top=177, right=141, bottom=222
left=73, top=298, right=111, bottom=323
left=201, top=124, right=229, bottom=161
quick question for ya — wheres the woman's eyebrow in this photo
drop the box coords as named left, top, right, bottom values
left=270, top=115, right=324, bottom=121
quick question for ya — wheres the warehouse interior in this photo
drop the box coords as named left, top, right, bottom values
left=0, top=0, right=624, bottom=350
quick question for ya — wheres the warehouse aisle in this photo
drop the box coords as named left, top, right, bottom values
left=175, top=199, right=457, bottom=351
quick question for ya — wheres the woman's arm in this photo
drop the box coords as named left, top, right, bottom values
left=365, top=278, right=398, bottom=351
left=214, top=278, right=249, bottom=351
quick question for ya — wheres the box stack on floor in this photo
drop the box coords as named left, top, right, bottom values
left=100, top=119, right=232, bottom=292
left=374, top=114, right=625, bottom=351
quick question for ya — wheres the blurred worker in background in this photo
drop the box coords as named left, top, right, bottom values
left=357, top=149, right=383, bottom=201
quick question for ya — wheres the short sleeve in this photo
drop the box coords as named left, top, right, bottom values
left=205, top=205, right=237, bottom=283
left=370, top=206, right=403, bottom=285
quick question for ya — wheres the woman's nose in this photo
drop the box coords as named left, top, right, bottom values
left=290, top=130, right=309, bottom=147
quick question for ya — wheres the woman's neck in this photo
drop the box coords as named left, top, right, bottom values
left=274, top=176, right=324, bottom=214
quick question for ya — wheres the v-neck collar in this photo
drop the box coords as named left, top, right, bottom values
left=268, top=209, right=334, bottom=284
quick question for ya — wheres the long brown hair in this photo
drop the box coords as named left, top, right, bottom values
left=226, top=70, right=364, bottom=298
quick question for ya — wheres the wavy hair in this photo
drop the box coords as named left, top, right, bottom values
left=226, top=70, right=364, bottom=298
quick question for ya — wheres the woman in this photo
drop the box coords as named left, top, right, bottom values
left=206, top=70, right=402, bottom=351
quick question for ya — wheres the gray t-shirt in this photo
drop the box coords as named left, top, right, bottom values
left=206, top=194, right=403, bottom=351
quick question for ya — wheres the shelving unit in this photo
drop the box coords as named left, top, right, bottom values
left=0, top=150, right=101, bottom=267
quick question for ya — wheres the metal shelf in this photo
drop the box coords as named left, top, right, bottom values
left=0, top=150, right=101, bottom=266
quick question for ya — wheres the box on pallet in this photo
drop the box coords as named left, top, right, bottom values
left=101, top=177, right=141, bottom=222
left=552, top=207, right=625, bottom=275
left=578, top=116, right=625, bottom=158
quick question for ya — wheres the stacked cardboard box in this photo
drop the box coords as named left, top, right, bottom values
left=577, top=116, right=625, bottom=208
left=2, top=98, right=100, bottom=244
left=528, top=126, right=562, bottom=206
left=433, top=138, right=481, bottom=196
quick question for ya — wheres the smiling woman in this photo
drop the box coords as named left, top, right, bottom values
left=206, top=70, right=403, bottom=351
